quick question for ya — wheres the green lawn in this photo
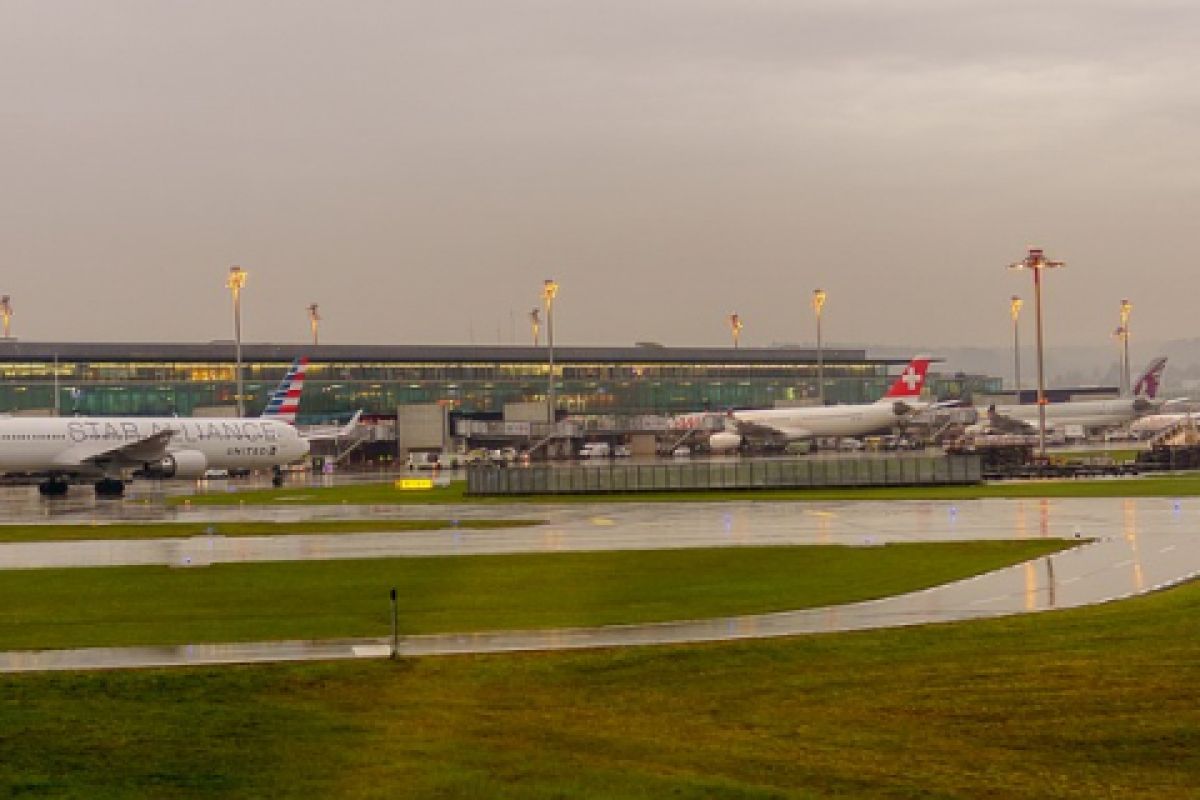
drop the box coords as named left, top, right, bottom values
left=2, top=567, right=1196, bottom=798
left=0, top=518, right=539, bottom=544
left=0, top=542, right=1067, bottom=651
left=172, top=473, right=1200, bottom=506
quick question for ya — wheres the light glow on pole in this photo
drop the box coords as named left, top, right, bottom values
left=0, top=295, right=11, bottom=339
left=728, top=313, right=743, bottom=348
left=226, top=266, right=248, bottom=417
left=1119, top=299, right=1132, bottom=396
left=1008, top=248, right=1065, bottom=457
left=812, top=289, right=827, bottom=404
left=308, top=303, right=321, bottom=346
left=542, top=279, right=558, bottom=423
left=1010, top=295, right=1023, bottom=402
left=529, top=308, right=541, bottom=346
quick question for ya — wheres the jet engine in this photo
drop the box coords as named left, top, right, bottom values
left=707, top=431, right=743, bottom=452
left=145, top=450, right=209, bottom=479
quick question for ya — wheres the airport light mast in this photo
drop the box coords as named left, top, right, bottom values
left=1010, top=295, right=1023, bottom=402
left=529, top=308, right=541, bottom=347
left=542, top=279, right=558, bottom=424
left=728, top=312, right=743, bottom=348
left=308, top=303, right=321, bottom=346
left=1118, top=298, right=1132, bottom=396
left=1008, top=248, right=1065, bottom=457
left=0, top=295, right=11, bottom=339
left=812, top=289, right=827, bottom=404
left=226, top=266, right=248, bottom=417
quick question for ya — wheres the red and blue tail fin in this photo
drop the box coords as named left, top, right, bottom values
left=261, top=357, right=308, bottom=423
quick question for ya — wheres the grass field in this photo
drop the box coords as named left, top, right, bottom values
left=0, top=541, right=1068, bottom=650
left=2, top=569, right=1196, bottom=797
left=0, top=518, right=539, bottom=544
left=172, top=473, right=1200, bottom=506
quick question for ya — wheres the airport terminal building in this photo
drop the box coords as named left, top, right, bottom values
left=0, top=341, right=992, bottom=420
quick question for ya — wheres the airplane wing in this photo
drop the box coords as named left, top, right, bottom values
left=982, top=409, right=1036, bottom=435
left=52, top=428, right=177, bottom=468
left=731, top=417, right=814, bottom=441
left=299, top=410, right=363, bottom=442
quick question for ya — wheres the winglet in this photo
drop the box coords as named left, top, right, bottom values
left=883, top=356, right=932, bottom=399
left=339, top=410, right=363, bottom=438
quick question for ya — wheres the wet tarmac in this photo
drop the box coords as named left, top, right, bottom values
left=0, top=486, right=1197, bottom=672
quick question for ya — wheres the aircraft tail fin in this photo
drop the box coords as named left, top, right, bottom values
left=882, top=356, right=932, bottom=399
left=261, top=357, right=308, bottom=423
left=1133, top=356, right=1168, bottom=399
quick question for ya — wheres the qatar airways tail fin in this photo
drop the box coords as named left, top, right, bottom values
left=882, top=356, right=932, bottom=400
left=261, top=357, right=308, bottom=424
left=1133, top=356, right=1168, bottom=399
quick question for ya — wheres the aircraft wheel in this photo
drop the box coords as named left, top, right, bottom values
left=38, top=479, right=69, bottom=497
left=272, top=467, right=284, bottom=488
left=94, top=478, right=126, bottom=497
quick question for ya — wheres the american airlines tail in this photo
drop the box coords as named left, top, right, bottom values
left=1133, top=357, right=1168, bottom=399
left=881, top=356, right=932, bottom=400
left=261, top=357, right=308, bottom=424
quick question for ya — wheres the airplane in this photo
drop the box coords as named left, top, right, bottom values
left=972, top=356, right=1169, bottom=436
left=708, top=356, right=932, bottom=451
left=0, top=360, right=316, bottom=497
left=263, top=357, right=362, bottom=442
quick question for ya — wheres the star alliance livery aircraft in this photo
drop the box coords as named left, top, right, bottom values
left=0, top=360, right=312, bottom=497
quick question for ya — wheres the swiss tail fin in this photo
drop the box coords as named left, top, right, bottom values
left=261, top=357, right=308, bottom=423
left=1133, top=356, right=1168, bottom=398
left=883, top=356, right=932, bottom=399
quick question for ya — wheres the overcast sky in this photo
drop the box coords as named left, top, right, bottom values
left=3, top=1, right=1198, bottom=351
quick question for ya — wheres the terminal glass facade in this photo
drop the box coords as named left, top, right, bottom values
left=0, top=344, right=921, bottom=420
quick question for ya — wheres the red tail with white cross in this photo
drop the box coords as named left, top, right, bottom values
left=883, top=356, right=931, bottom=399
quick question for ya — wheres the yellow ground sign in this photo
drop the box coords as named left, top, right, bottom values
left=394, top=478, right=434, bottom=491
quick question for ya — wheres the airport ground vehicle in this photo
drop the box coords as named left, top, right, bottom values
left=406, top=452, right=463, bottom=470
left=580, top=442, right=611, bottom=458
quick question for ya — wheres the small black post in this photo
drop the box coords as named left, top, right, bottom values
left=389, top=587, right=398, bottom=660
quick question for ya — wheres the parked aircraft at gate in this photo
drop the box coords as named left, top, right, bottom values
left=708, top=356, right=932, bottom=451
left=975, top=357, right=1168, bottom=435
left=0, top=359, right=315, bottom=496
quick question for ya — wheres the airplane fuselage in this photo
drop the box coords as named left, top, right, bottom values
left=0, top=416, right=308, bottom=475
left=989, top=399, right=1148, bottom=431
left=732, top=401, right=904, bottom=440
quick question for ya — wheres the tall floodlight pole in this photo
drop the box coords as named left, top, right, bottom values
left=1008, top=248, right=1065, bottom=457
left=308, top=303, right=321, bottom=346
left=542, top=279, right=558, bottom=424
left=728, top=313, right=743, bottom=348
left=812, top=289, right=827, bottom=404
left=227, top=266, right=248, bottom=417
left=529, top=308, right=541, bottom=346
left=1119, top=299, right=1132, bottom=396
left=0, top=295, right=11, bottom=339
left=1010, top=296, right=1023, bottom=402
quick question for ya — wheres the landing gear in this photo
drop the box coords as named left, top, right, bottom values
left=38, top=478, right=69, bottom=497
left=94, top=478, right=126, bottom=498
left=272, top=466, right=284, bottom=488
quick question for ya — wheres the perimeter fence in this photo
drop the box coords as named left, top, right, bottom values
left=466, top=454, right=982, bottom=496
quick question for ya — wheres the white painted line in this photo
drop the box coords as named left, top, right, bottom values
left=352, top=645, right=391, bottom=658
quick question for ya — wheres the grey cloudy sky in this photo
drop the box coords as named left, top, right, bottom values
left=3, top=1, right=1198, bottom=350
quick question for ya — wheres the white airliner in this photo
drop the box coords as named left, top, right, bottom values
left=976, top=357, right=1168, bottom=435
left=0, top=360, right=314, bottom=497
left=708, top=356, right=933, bottom=451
